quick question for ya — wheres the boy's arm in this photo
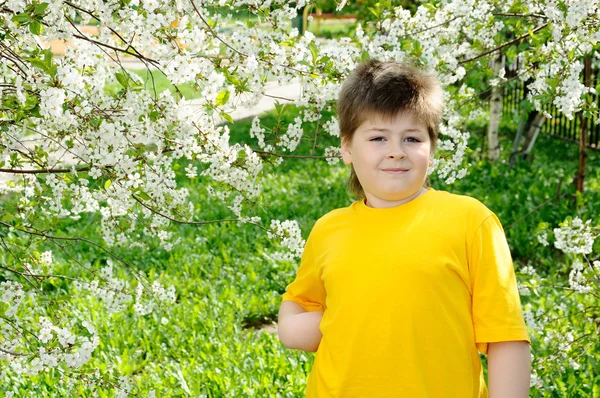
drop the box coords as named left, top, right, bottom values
left=487, top=341, right=531, bottom=398
left=277, top=300, right=323, bottom=352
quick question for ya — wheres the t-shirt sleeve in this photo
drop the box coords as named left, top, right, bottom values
left=468, top=213, right=531, bottom=355
left=281, top=228, right=326, bottom=312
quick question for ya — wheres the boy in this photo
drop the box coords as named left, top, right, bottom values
left=278, top=60, right=531, bottom=397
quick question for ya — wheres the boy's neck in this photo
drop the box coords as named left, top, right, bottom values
left=364, top=187, right=429, bottom=209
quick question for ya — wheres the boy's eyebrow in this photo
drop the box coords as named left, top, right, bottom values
left=365, top=127, right=426, bottom=133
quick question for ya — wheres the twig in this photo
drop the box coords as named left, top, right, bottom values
left=64, top=16, right=159, bottom=66
left=492, top=13, right=548, bottom=19
left=190, top=0, right=308, bottom=76
left=397, top=15, right=463, bottom=40
left=0, top=221, right=147, bottom=285
left=263, top=93, right=296, bottom=102
left=252, top=149, right=338, bottom=159
left=190, top=1, right=247, bottom=58
left=131, top=194, right=268, bottom=232
left=63, top=1, right=152, bottom=67
left=0, top=346, right=28, bottom=357
left=459, top=23, right=548, bottom=64
left=0, top=165, right=90, bottom=174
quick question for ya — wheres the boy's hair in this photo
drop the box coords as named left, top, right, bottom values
left=337, top=59, right=444, bottom=199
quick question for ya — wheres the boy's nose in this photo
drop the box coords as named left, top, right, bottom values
left=386, top=145, right=407, bottom=159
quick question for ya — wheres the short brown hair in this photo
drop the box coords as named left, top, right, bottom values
left=337, top=59, right=444, bottom=199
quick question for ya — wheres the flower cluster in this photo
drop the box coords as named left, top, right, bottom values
left=267, top=219, right=305, bottom=261
left=553, top=217, right=595, bottom=255
left=1, top=281, right=25, bottom=318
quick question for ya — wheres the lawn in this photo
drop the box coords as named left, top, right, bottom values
left=3, top=108, right=599, bottom=396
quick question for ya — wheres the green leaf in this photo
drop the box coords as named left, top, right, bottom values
left=216, top=90, right=230, bottom=106
left=227, top=75, right=240, bottom=87
left=47, top=65, right=57, bottom=78
left=144, top=143, right=159, bottom=152
left=221, top=112, right=233, bottom=124
left=274, top=101, right=283, bottom=116
left=34, top=3, right=49, bottom=15
left=29, top=21, right=42, bottom=35
left=2, top=213, right=14, bottom=222
left=29, top=58, right=46, bottom=70
left=137, top=191, right=151, bottom=201
left=24, top=95, right=39, bottom=110
left=104, top=179, right=112, bottom=190
left=149, top=110, right=161, bottom=121
left=309, top=41, right=318, bottom=62
left=12, top=13, right=30, bottom=24
left=43, top=49, right=53, bottom=67
left=309, top=73, right=320, bottom=79
left=318, top=56, right=331, bottom=64
left=116, top=72, right=129, bottom=88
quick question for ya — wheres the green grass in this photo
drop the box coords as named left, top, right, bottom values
left=3, top=109, right=600, bottom=396
left=306, top=20, right=355, bottom=38
left=104, top=69, right=203, bottom=100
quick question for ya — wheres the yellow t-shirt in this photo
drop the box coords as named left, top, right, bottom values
left=281, top=188, right=530, bottom=398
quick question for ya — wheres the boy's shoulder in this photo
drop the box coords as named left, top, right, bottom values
left=433, top=189, right=496, bottom=224
left=433, top=189, right=489, bottom=207
left=308, top=201, right=358, bottom=235
left=316, top=202, right=357, bottom=223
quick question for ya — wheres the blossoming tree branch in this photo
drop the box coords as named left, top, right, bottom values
left=0, top=0, right=599, bottom=393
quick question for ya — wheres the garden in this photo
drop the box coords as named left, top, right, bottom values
left=1, top=0, right=599, bottom=397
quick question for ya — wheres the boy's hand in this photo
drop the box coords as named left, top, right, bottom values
left=278, top=301, right=324, bottom=352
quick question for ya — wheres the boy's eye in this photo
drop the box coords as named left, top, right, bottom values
left=405, top=137, right=421, bottom=143
left=370, top=137, right=385, bottom=141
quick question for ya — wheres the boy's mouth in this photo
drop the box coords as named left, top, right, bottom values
left=381, top=168, right=409, bottom=173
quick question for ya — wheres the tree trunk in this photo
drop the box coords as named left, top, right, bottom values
left=575, top=55, right=592, bottom=194
left=520, top=112, right=545, bottom=162
left=488, top=54, right=505, bottom=162
left=509, top=116, right=528, bottom=167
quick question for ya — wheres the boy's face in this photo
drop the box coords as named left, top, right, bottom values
left=341, top=112, right=433, bottom=208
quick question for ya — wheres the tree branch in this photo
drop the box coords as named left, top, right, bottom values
left=459, top=23, right=548, bottom=64
left=0, top=165, right=90, bottom=174
left=0, top=221, right=149, bottom=286
left=397, top=15, right=463, bottom=40
left=131, top=194, right=269, bottom=232
left=252, top=149, right=338, bottom=159
left=492, top=13, right=548, bottom=19
left=190, top=1, right=310, bottom=76
left=64, top=16, right=159, bottom=66
left=0, top=346, right=28, bottom=357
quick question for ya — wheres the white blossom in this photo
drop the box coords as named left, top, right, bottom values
left=554, top=217, right=595, bottom=255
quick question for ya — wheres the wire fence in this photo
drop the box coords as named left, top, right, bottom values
left=503, top=57, right=600, bottom=151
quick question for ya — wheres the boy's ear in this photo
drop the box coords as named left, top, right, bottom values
left=340, top=138, right=352, bottom=165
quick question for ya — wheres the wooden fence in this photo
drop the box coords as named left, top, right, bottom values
left=503, top=58, right=600, bottom=151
